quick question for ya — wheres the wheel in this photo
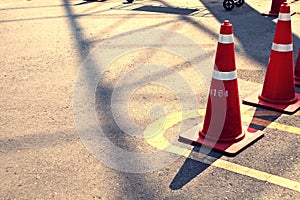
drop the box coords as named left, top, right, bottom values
left=127, top=0, right=134, bottom=3
left=223, top=0, right=234, bottom=11
left=235, top=0, right=245, bottom=7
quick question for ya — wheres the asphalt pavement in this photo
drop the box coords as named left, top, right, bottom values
left=1, top=0, right=300, bottom=199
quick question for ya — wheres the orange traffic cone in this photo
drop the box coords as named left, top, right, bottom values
left=179, top=20, right=264, bottom=156
left=295, top=49, right=300, bottom=87
left=262, top=0, right=286, bottom=16
left=243, top=2, right=300, bottom=114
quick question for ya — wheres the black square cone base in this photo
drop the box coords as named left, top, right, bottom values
left=179, top=125, right=264, bottom=157
left=242, top=91, right=300, bottom=115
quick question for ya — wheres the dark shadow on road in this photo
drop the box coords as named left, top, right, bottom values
left=170, top=157, right=210, bottom=190
left=133, top=5, right=199, bottom=15
left=75, top=0, right=107, bottom=6
left=170, top=146, right=222, bottom=190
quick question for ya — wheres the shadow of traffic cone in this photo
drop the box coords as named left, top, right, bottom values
left=243, top=2, right=300, bottom=114
left=262, top=0, right=286, bottom=17
left=179, top=20, right=264, bottom=156
left=295, top=48, right=300, bottom=87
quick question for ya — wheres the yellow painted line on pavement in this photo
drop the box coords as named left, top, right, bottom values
left=143, top=110, right=300, bottom=192
left=213, top=159, right=300, bottom=192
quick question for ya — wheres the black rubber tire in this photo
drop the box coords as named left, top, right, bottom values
left=235, top=0, right=245, bottom=7
left=223, top=0, right=234, bottom=11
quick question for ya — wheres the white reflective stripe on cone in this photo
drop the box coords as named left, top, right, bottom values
left=218, top=34, right=234, bottom=44
left=272, top=43, right=293, bottom=52
left=278, top=13, right=291, bottom=21
left=213, top=69, right=237, bottom=80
